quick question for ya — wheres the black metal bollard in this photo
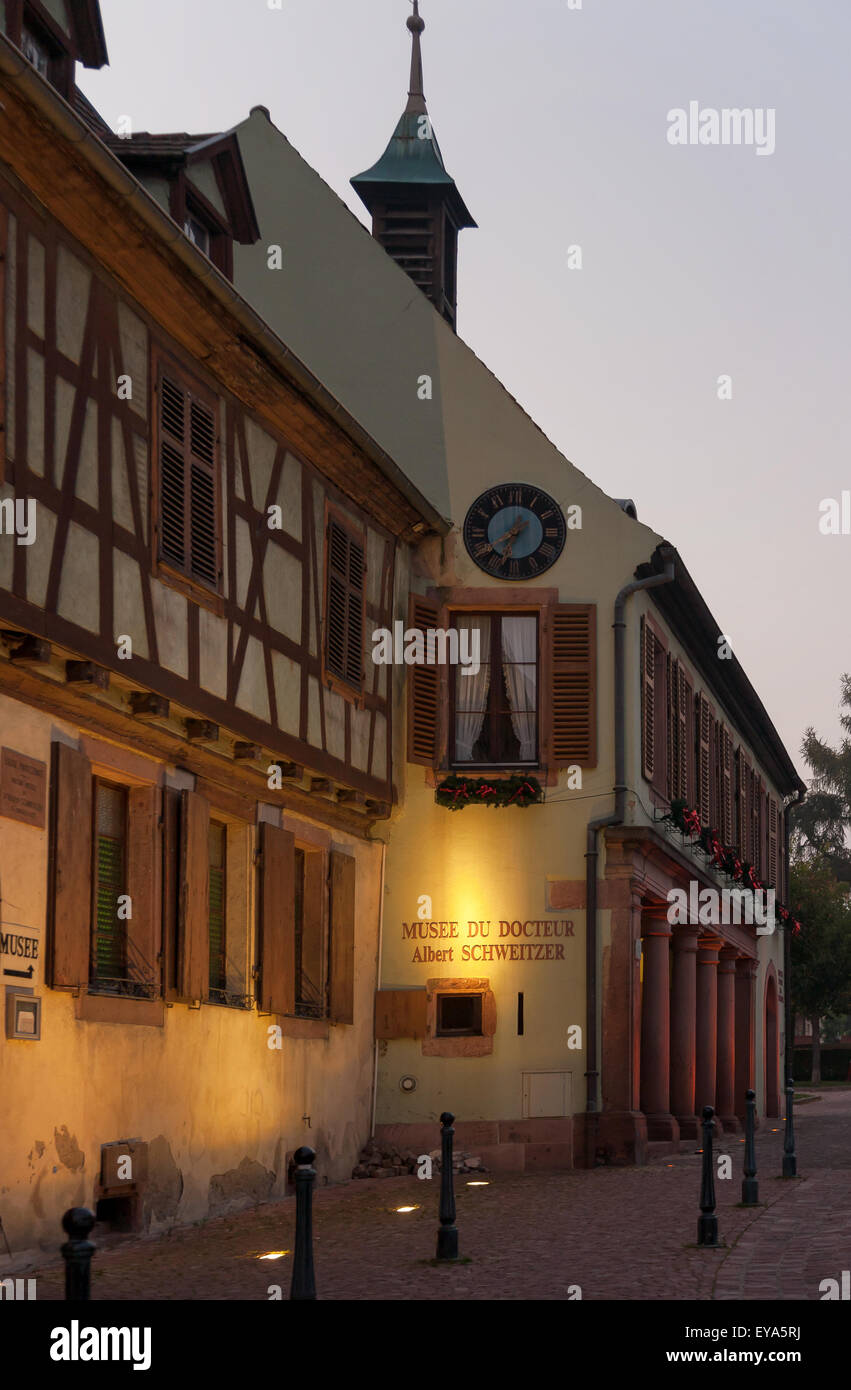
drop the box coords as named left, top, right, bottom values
left=696, top=1106, right=720, bottom=1247
left=435, top=1111, right=459, bottom=1261
left=782, top=1076, right=797, bottom=1178
left=61, top=1208, right=96, bottom=1300
left=741, top=1089, right=759, bottom=1205
left=290, top=1146, right=317, bottom=1300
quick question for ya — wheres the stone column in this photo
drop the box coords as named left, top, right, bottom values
left=670, top=924, right=700, bottom=1140
left=716, top=948, right=739, bottom=1132
left=640, top=910, right=678, bottom=1141
left=735, top=957, right=758, bottom=1122
left=695, top=936, right=722, bottom=1119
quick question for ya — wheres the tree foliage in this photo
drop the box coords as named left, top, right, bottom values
left=793, top=673, right=851, bottom=883
left=788, top=861, right=851, bottom=1024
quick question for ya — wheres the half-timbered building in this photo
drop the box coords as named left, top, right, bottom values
left=0, top=3, right=445, bottom=1260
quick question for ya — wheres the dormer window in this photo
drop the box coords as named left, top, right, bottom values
left=22, top=23, right=50, bottom=76
left=183, top=214, right=211, bottom=257
left=13, top=2, right=74, bottom=99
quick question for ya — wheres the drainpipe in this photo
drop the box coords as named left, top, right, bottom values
left=583, top=547, right=675, bottom=1168
left=783, top=787, right=805, bottom=1081
left=370, top=839, right=387, bottom=1139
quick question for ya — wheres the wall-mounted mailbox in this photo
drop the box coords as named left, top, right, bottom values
left=5, top=993, right=41, bottom=1039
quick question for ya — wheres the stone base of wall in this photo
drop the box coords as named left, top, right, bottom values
left=574, top=1110, right=649, bottom=1168
left=374, top=1117, right=574, bottom=1173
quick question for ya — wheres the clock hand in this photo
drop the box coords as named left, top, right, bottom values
left=494, top=518, right=529, bottom=545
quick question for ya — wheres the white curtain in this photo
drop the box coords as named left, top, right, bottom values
left=454, top=617, right=490, bottom=761
left=501, top=615, right=537, bottom=761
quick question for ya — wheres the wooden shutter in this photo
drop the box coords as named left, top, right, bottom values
left=325, top=517, right=365, bottom=691
left=767, top=796, right=778, bottom=886
left=258, top=823, right=295, bottom=1016
left=736, top=750, right=751, bottom=858
left=666, top=656, right=676, bottom=800
left=47, top=742, right=92, bottom=990
left=696, top=693, right=713, bottom=826
left=126, top=785, right=161, bottom=994
left=329, top=850, right=356, bottom=1025
left=550, top=603, right=596, bottom=766
left=719, top=725, right=734, bottom=843
left=408, top=593, right=440, bottom=765
left=0, top=203, right=7, bottom=484
left=178, top=789, right=209, bottom=1001
left=679, top=666, right=695, bottom=805
left=641, top=617, right=668, bottom=797
left=161, top=787, right=181, bottom=998
left=375, top=988, right=428, bottom=1039
left=156, top=361, right=219, bottom=588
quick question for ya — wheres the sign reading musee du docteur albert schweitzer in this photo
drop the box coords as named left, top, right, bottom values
left=401, top=919, right=574, bottom=964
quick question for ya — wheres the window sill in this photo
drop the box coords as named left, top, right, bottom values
left=75, top=992, right=165, bottom=1027
left=154, top=558, right=225, bottom=617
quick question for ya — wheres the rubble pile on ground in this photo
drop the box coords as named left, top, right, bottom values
left=351, top=1138, right=486, bottom=1179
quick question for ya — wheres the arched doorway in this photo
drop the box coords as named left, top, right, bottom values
left=764, top=972, right=779, bottom=1117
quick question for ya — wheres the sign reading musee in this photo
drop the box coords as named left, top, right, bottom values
left=0, top=748, right=47, bottom=829
left=401, top=919, right=574, bottom=964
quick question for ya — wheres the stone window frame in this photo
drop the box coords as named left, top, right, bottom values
left=422, top=977, right=496, bottom=1057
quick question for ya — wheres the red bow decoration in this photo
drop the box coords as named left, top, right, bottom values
left=683, top=808, right=701, bottom=837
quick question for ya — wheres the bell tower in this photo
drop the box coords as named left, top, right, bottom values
left=351, top=1, right=475, bottom=331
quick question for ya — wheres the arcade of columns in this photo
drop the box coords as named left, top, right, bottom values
left=595, top=831, right=780, bottom=1164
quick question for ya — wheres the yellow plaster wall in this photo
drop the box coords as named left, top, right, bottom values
left=0, top=692, right=382, bottom=1262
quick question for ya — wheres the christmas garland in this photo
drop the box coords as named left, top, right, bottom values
left=435, top=774, right=544, bottom=810
left=663, top=800, right=802, bottom=934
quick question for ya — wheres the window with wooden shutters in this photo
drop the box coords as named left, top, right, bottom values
left=295, top=848, right=328, bottom=1018
left=408, top=594, right=440, bottom=766
left=329, top=850, right=356, bottom=1025
left=258, top=824, right=295, bottom=1017
left=549, top=603, right=596, bottom=767
left=154, top=358, right=220, bottom=592
left=324, top=515, right=365, bottom=693
left=89, top=780, right=161, bottom=999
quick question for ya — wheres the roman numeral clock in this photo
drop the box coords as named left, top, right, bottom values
left=463, top=484, right=566, bottom=579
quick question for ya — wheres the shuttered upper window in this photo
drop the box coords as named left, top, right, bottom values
left=449, top=613, right=538, bottom=767
left=154, top=358, right=221, bottom=593
left=324, top=514, right=365, bottom=693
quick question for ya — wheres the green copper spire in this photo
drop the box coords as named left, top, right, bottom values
left=351, top=2, right=475, bottom=229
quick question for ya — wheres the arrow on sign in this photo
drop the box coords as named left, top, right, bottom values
left=3, top=965, right=34, bottom=979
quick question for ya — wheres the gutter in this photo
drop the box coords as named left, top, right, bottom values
left=783, top=786, right=806, bottom=1081
left=583, top=546, right=676, bottom=1168
left=0, top=35, right=450, bottom=539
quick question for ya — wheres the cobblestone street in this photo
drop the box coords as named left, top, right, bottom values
left=31, top=1089, right=851, bottom=1301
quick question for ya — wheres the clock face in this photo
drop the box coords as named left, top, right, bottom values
left=463, top=484, right=566, bottom=579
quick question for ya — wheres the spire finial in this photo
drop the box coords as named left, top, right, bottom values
left=405, top=1, right=427, bottom=115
